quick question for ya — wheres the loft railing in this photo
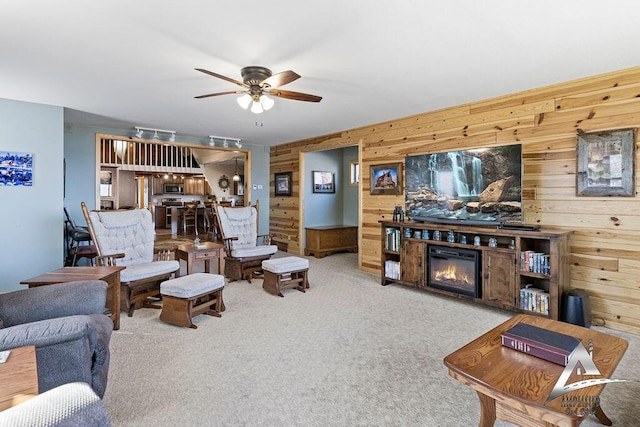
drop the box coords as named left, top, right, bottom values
left=100, top=139, right=204, bottom=173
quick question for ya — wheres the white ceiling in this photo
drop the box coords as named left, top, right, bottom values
left=2, top=1, right=640, bottom=147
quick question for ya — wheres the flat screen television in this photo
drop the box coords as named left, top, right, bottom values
left=405, top=144, right=522, bottom=225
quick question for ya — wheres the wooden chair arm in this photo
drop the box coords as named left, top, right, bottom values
left=154, top=249, right=174, bottom=261
left=257, top=234, right=272, bottom=245
left=95, top=253, right=125, bottom=267
left=221, top=237, right=237, bottom=256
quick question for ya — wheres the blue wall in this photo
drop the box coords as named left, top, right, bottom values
left=304, top=150, right=344, bottom=227
left=0, top=98, right=64, bottom=292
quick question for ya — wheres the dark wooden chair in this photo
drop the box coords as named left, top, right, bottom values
left=203, top=204, right=220, bottom=241
left=81, top=202, right=179, bottom=316
left=214, top=200, right=278, bottom=282
left=180, top=201, right=198, bottom=235
left=64, top=207, right=97, bottom=266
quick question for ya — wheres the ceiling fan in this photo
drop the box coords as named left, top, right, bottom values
left=194, top=66, right=322, bottom=113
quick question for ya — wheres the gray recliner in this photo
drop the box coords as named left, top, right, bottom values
left=0, top=280, right=113, bottom=398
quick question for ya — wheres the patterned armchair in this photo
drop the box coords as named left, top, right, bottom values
left=81, top=202, right=179, bottom=317
left=215, top=201, right=278, bottom=282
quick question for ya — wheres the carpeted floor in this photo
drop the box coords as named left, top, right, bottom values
left=103, top=252, right=640, bottom=426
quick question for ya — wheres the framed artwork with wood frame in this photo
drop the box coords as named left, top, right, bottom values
left=577, top=129, right=635, bottom=197
left=274, top=172, right=292, bottom=196
left=312, top=171, right=335, bottom=193
left=370, top=162, right=403, bottom=195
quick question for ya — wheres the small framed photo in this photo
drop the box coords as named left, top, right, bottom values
left=370, top=162, right=402, bottom=195
left=577, top=129, right=635, bottom=197
left=312, top=170, right=335, bottom=193
left=274, top=172, right=292, bottom=197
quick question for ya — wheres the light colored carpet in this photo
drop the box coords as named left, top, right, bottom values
left=104, top=252, right=640, bottom=426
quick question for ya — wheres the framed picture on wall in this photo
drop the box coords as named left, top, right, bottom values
left=312, top=170, right=335, bottom=193
left=370, top=162, right=402, bottom=195
left=274, top=172, right=293, bottom=196
left=577, top=129, right=635, bottom=197
left=0, top=151, right=33, bottom=186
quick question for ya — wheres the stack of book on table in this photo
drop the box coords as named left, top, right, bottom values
left=501, top=322, right=580, bottom=366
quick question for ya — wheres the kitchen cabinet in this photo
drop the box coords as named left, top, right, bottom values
left=184, top=177, right=212, bottom=195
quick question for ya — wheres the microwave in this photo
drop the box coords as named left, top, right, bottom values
left=163, top=183, right=184, bottom=194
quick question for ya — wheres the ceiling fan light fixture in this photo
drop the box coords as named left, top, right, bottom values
left=260, top=94, right=274, bottom=111
left=237, top=94, right=252, bottom=109
left=250, top=100, right=264, bottom=114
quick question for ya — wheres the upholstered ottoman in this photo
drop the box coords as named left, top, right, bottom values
left=262, top=257, right=310, bottom=297
left=159, top=273, right=225, bottom=329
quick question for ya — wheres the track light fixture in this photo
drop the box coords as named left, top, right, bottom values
left=208, top=135, right=241, bottom=149
left=134, top=127, right=177, bottom=142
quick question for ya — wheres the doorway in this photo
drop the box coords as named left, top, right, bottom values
left=300, top=145, right=359, bottom=254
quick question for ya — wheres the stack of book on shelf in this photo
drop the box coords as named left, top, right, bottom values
left=520, top=286, right=550, bottom=315
left=385, top=260, right=400, bottom=280
left=521, top=250, right=550, bottom=274
left=501, top=322, right=580, bottom=366
left=385, top=228, right=400, bottom=251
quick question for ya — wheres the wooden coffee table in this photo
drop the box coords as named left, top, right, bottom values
left=174, top=241, right=225, bottom=277
left=21, top=266, right=125, bottom=330
left=444, top=314, right=628, bottom=427
left=0, top=346, right=38, bottom=410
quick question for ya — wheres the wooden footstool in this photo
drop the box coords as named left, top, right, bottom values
left=262, top=257, right=310, bottom=297
left=159, top=273, right=225, bottom=329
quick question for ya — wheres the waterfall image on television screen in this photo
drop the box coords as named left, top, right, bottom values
left=405, top=144, right=522, bottom=224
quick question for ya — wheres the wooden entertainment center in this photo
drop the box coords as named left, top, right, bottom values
left=380, top=221, right=571, bottom=320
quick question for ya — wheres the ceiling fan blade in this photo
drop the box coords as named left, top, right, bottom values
left=261, top=70, right=300, bottom=88
left=194, top=90, right=246, bottom=99
left=267, top=89, right=322, bottom=103
left=195, top=68, right=247, bottom=88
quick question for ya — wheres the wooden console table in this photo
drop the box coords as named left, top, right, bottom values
left=21, top=266, right=125, bottom=330
left=304, top=225, right=358, bottom=258
left=0, top=346, right=38, bottom=411
left=444, top=314, right=628, bottom=427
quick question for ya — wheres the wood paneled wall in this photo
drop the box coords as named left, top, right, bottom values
left=270, top=66, right=640, bottom=335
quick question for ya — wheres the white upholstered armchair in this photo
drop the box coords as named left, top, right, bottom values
left=215, top=201, right=278, bottom=282
left=81, top=202, right=179, bottom=316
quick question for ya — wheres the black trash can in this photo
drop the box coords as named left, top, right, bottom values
left=561, top=289, right=592, bottom=328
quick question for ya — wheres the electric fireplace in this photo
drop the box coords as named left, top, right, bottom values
left=427, top=245, right=481, bottom=298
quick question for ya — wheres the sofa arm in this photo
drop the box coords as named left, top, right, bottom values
left=0, top=382, right=110, bottom=427
left=0, top=315, right=97, bottom=351
left=0, top=280, right=107, bottom=327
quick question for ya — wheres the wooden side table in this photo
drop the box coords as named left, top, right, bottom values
left=175, top=241, right=225, bottom=277
left=444, top=314, right=628, bottom=427
left=0, top=346, right=38, bottom=410
left=21, top=266, right=125, bottom=330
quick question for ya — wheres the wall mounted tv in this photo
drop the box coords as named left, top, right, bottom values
left=405, top=144, right=522, bottom=225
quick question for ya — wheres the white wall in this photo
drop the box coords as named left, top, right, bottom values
left=0, top=98, right=64, bottom=292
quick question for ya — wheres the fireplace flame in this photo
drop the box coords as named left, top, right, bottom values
left=434, top=265, right=471, bottom=285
